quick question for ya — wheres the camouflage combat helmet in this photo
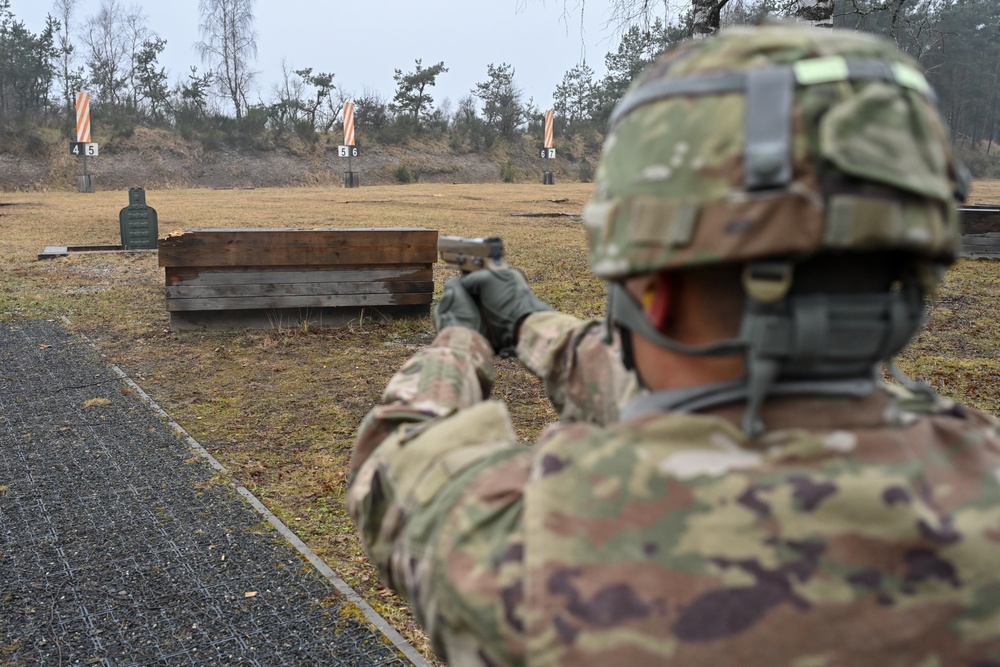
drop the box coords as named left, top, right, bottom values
left=586, top=24, right=969, bottom=435
left=585, top=23, right=967, bottom=279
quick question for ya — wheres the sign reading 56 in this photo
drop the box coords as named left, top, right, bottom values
left=338, top=145, right=360, bottom=157
left=70, top=142, right=99, bottom=156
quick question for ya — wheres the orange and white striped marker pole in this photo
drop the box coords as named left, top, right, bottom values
left=76, top=92, right=91, bottom=143
left=76, top=91, right=94, bottom=188
left=343, top=101, right=355, bottom=146
left=541, top=110, right=556, bottom=184
left=342, top=101, right=356, bottom=181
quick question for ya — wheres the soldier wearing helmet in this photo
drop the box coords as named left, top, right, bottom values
left=348, top=24, right=1000, bottom=667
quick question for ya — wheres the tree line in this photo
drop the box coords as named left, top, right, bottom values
left=0, top=0, right=545, bottom=156
left=1, top=0, right=997, bottom=176
left=549, top=0, right=1000, bottom=174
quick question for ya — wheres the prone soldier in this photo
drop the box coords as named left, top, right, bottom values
left=348, top=23, right=1000, bottom=666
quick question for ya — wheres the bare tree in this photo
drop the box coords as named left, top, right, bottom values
left=687, top=0, right=834, bottom=33
left=554, top=0, right=832, bottom=36
left=691, top=0, right=729, bottom=34
left=196, top=0, right=258, bottom=119
left=81, top=0, right=130, bottom=107
left=81, top=0, right=157, bottom=114
left=121, top=4, right=151, bottom=109
left=270, top=62, right=337, bottom=132
left=837, top=0, right=934, bottom=47
left=793, top=0, right=834, bottom=27
left=52, top=0, right=82, bottom=115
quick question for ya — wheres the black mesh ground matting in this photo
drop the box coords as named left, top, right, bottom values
left=0, top=320, right=410, bottom=666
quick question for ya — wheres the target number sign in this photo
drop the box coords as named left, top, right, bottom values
left=338, top=145, right=360, bottom=157
left=539, top=148, right=556, bottom=159
left=70, top=142, right=99, bottom=156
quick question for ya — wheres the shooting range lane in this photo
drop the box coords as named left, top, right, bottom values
left=0, top=320, right=417, bottom=666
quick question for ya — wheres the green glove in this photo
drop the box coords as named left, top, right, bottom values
left=460, top=269, right=553, bottom=353
left=434, top=277, right=488, bottom=335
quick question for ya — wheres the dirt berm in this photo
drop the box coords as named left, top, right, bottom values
left=0, top=127, right=598, bottom=191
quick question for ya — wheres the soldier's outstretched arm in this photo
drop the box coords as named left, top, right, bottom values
left=516, top=310, right=638, bottom=425
left=348, top=280, right=532, bottom=666
left=351, top=280, right=495, bottom=476
left=458, top=269, right=638, bottom=425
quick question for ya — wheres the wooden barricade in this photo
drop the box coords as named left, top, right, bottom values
left=158, top=228, right=437, bottom=331
left=960, top=205, right=1000, bottom=260
left=960, top=204, right=1000, bottom=235
left=961, top=232, right=1000, bottom=259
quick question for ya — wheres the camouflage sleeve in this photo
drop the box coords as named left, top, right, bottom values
left=516, top=311, right=639, bottom=426
left=350, top=326, right=495, bottom=476
left=348, top=326, right=531, bottom=666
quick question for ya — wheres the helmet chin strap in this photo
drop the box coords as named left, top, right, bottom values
left=606, top=261, right=929, bottom=436
left=605, top=282, right=746, bottom=390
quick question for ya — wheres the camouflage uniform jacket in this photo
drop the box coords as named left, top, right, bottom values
left=348, top=311, right=1000, bottom=667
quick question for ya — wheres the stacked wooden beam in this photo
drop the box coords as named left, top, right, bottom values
left=959, top=204, right=1000, bottom=259
left=158, top=228, right=437, bottom=330
left=960, top=204, right=1000, bottom=235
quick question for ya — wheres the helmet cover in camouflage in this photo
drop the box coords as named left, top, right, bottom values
left=585, top=23, right=967, bottom=280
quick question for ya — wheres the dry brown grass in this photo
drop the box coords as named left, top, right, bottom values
left=0, top=182, right=599, bottom=661
left=969, top=180, right=1000, bottom=203
left=896, top=181, right=1000, bottom=416
left=2, top=181, right=999, bottom=661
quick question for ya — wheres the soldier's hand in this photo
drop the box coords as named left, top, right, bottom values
left=460, top=269, right=553, bottom=354
left=433, top=277, right=488, bottom=336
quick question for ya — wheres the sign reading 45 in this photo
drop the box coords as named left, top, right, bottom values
left=70, top=142, right=99, bottom=156
left=338, top=145, right=360, bottom=157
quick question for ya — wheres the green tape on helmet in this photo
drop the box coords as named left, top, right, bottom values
left=794, top=56, right=851, bottom=85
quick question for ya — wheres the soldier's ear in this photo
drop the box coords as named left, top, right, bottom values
left=646, top=273, right=675, bottom=334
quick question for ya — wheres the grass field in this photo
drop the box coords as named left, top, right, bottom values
left=3, top=181, right=999, bottom=660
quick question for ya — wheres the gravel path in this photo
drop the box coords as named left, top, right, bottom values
left=0, top=320, right=417, bottom=667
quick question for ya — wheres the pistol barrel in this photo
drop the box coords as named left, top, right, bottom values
left=438, top=235, right=507, bottom=272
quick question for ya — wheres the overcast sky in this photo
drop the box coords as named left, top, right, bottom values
left=12, top=0, right=628, bottom=116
